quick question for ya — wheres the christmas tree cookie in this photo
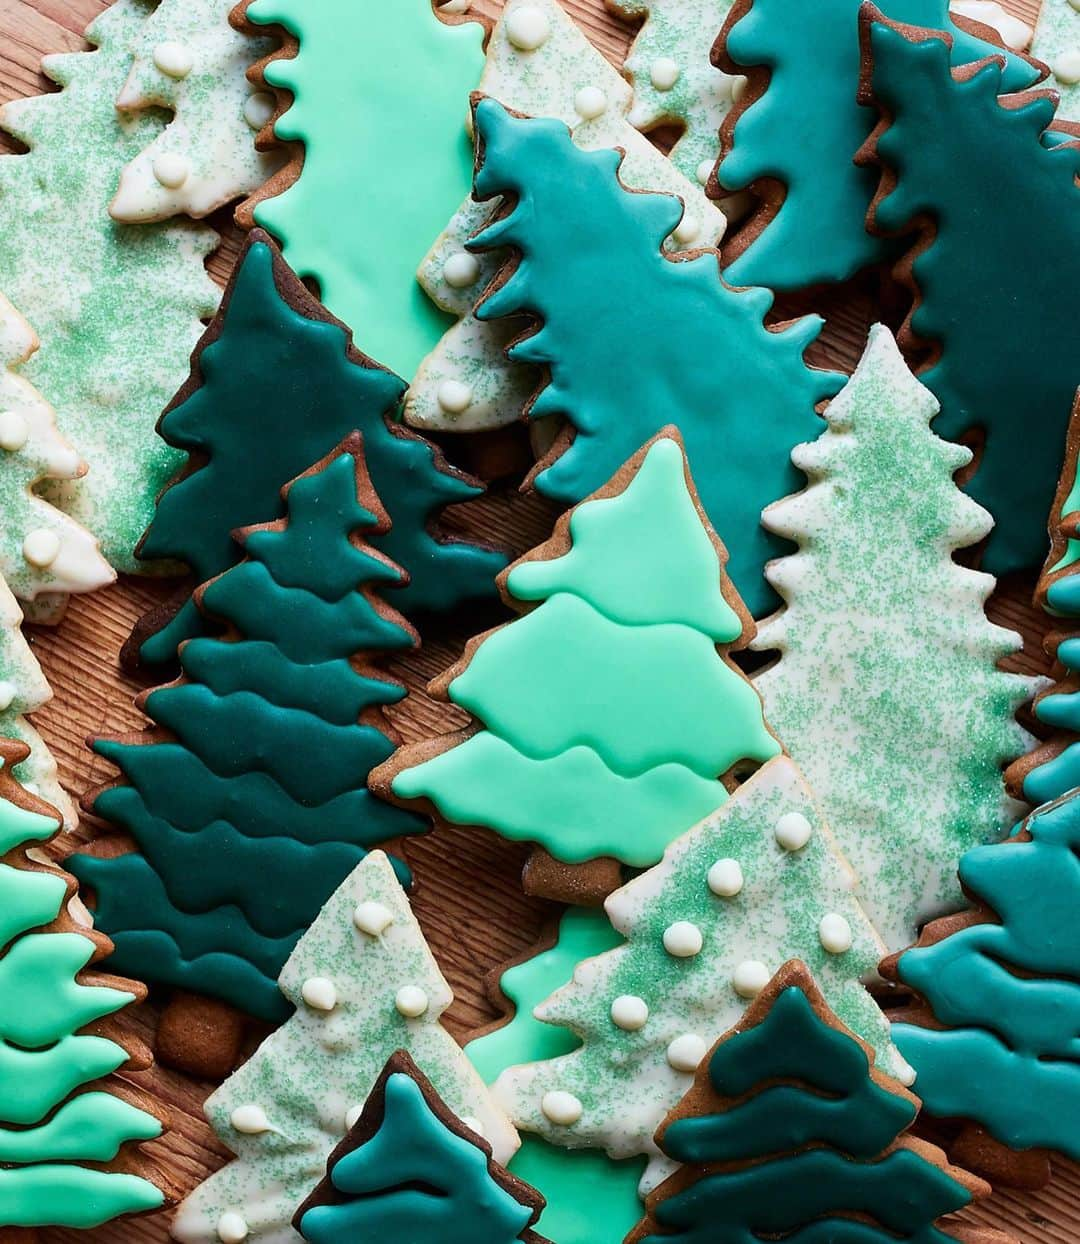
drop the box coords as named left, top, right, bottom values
left=125, top=230, right=503, bottom=673
left=0, top=738, right=166, bottom=1231
left=493, top=756, right=906, bottom=1192
left=0, top=0, right=220, bottom=570
left=170, top=850, right=518, bottom=1244
left=461, top=97, right=841, bottom=616
left=606, top=0, right=740, bottom=183
left=110, top=0, right=286, bottom=221
left=717, top=0, right=1037, bottom=291
left=406, top=0, right=726, bottom=433
left=888, top=787, right=1080, bottom=1180
left=378, top=434, right=781, bottom=902
left=234, top=0, right=486, bottom=378
left=70, top=438, right=427, bottom=1036
left=753, top=326, right=1037, bottom=953
left=295, top=1051, right=548, bottom=1243
left=0, top=295, right=112, bottom=615
left=1031, top=0, right=1080, bottom=122
left=859, top=11, right=1079, bottom=578
left=466, top=910, right=647, bottom=1244
left=628, top=961, right=1014, bottom=1244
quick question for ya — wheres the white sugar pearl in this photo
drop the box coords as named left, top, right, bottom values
left=696, top=158, right=714, bottom=186
left=506, top=6, right=551, bottom=50
left=243, top=91, right=275, bottom=131
left=443, top=251, right=481, bottom=288
left=730, top=75, right=748, bottom=104
left=650, top=57, right=680, bottom=91
left=707, top=858, right=744, bottom=897
left=0, top=411, right=28, bottom=451
left=819, top=912, right=853, bottom=954
left=574, top=85, right=608, bottom=120
left=673, top=215, right=700, bottom=245
left=667, top=1033, right=708, bottom=1072
left=229, top=1104, right=271, bottom=1134
left=461, top=1115, right=485, bottom=1136
left=344, top=1103, right=364, bottom=1130
left=23, top=529, right=60, bottom=569
left=663, top=921, right=703, bottom=958
left=301, top=977, right=337, bottom=1011
left=1054, top=51, right=1080, bottom=84
left=153, top=41, right=193, bottom=79
left=153, top=153, right=190, bottom=189
left=395, top=985, right=430, bottom=1017
left=1070, top=0, right=1080, bottom=12
left=440, top=0, right=472, bottom=11
left=541, top=1090, right=583, bottom=1126
left=437, top=379, right=473, bottom=414
left=774, top=811, right=813, bottom=851
left=217, top=1213, right=249, bottom=1243
left=353, top=900, right=393, bottom=936
left=611, top=994, right=649, bottom=1031
left=0, top=682, right=15, bottom=712
left=733, top=959, right=771, bottom=998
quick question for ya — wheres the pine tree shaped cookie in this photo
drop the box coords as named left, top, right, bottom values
left=406, top=0, right=726, bottom=433
left=888, top=787, right=1080, bottom=1178
left=70, top=438, right=427, bottom=1033
left=859, top=10, right=1080, bottom=579
left=493, top=756, right=907, bottom=1191
left=110, top=0, right=286, bottom=221
left=1031, top=0, right=1080, bottom=122
left=234, top=0, right=486, bottom=378
left=753, top=325, right=1038, bottom=953
left=0, top=739, right=166, bottom=1231
left=629, top=961, right=1014, bottom=1244
left=295, top=1051, right=549, bottom=1243
left=716, top=0, right=1036, bottom=292
left=0, top=295, right=112, bottom=614
left=125, top=230, right=503, bottom=673
left=170, top=850, right=518, bottom=1244
left=461, top=97, right=841, bottom=616
left=0, top=0, right=220, bottom=569
left=379, top=434, right=781, bottom=902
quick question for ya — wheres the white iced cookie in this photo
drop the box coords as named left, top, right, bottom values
left=1030, top=0, right=1080, bottom=118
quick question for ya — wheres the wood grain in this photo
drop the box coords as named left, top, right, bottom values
left=0, top=0, right=1074, bottom=1238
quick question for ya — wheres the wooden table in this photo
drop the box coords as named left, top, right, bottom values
left=0, top=0, right=1075, bottom=1238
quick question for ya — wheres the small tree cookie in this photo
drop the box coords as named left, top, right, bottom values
left=0, top=738, right=167, bottom=1232
left=110, top=0, right=286, bottom=221
left=170, top=850, right=517, bottom=1243
left=377, top=433, right=781, bottom=904
left=752, top=325, right=1038, bottom=953
left=628, top=961, right=1014, bottom=1244
left=492, top=755, right=907, bottom=1192
left=294, top=1051, right=549, bottom=1243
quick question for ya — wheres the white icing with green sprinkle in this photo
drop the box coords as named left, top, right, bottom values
left=172, top=851, right=517, bottom=1243
left=753, top=325, right=1041, bottom=953
left=0, top=0, right=220, bottom=571
left=1031, top=0, right=1080, bottom=119
left=494, top=756, right=904, bottom=1193
left=405, top=0, right=725, bottom=432
left=111, top=0, right=286, bottom=222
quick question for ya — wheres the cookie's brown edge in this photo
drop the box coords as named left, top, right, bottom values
left=522, top=849, right=623, bottom=905
left=466, top=917, right=563, bottom=1050
left=291, top=1049, right=550, bottom=1241
left=0, top=738, right=176, bottom=1209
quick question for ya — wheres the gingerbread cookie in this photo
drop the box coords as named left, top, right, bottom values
left=171, top=850, right=517, bottom=1243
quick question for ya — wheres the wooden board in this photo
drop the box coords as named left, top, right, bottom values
left=0, top=0, right=1075, bottom=1239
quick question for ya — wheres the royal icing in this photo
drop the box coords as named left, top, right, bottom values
left=405, top=0, right=726, bottom=433
left=241, top=0, right=485, bottom=379
left=494, top=757, right=908, bottom=1192
left=0, top=745, right=164, bottom=1229
left=170, top=851, right=517, bottom=1243
left=389, top=436, right=779, bottom=869
left=1032, top=0, right=1080, bottom=119
left=111, top=0, right=285, bottom=222
left=894, top=788, right=1080, bottom=1160
left=950, top=0, right=1032, bottom=50
left=129, top=232, right=504, bottom=670
left=752, top=325, right=1039, bottom=952
left=862, top=16, right=1079, bottom=580
left=0, top=0, right=219, bottom=570
left=629, top=966, right=986, bottom=1243
left=70, top=444, right=427, bottom=1024
left=718, top=0, right=1038, bottom=291
left=465, top=99, right=842, bottom=617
